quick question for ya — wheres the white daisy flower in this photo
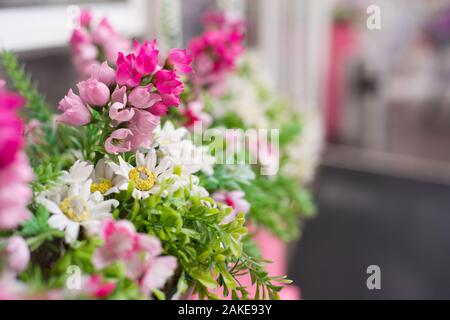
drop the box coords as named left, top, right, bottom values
left=109, top=150, right=174, bottom=199
left=171, top=140, right=216, bottom=176
left=37, top=179, right=119, bottom=244
left=172, top=174, right=209, bottom=197
left=89, top=158, right=123, bottom=196
left=61, top=160, right=93, bottom=184
left=153, top=121, right=189, bottom=156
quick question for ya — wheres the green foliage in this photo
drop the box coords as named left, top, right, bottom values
left=201, top=163, right=316, bottom=242
left=1, top=51, right=53, bottom=124
left=20, top=206, right=64, bottom=251
left=30, top=159, right=64, bottom=193
left=199, top=165, right=255, bottom=191
left=113, top=179, right=283, bottom=299
left=242, top=174, right=316, bottom=242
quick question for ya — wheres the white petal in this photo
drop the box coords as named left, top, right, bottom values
left=136, top=151, right=146, bottom=167
left=65, top=222, right=80, bottom=244
left=65, top=161, right=94, bottom=183
left=146, top=149, right=157, bottom=171
left=38, top=198, right=63, bottom=216
left=91, top=199, right=119, bottom=215
left=80, top=180, right=92, bottom=200
left=154, top=157, right=172, bottom=176
left=48, top=214, right=69, bottom=230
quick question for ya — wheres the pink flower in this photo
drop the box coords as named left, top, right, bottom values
left=77, top=78, right=110, bottom=107
left=128, top=110, right=160, bottom=150
left=0, top=81, right=25, bottom=168
left=109, top=103, right=135, bottom=123
left=93, top=219, right=164, bottom=279
left=0, top=153, right=33, bottom=230
left=115, top=40, right=159, bottom=88
left=116, top=53, right=142, bottom=87
left=148, top=102, right=169, bottom=116
left=188, top=25, right=244, bottom=95
left=0, top=80, right=26, bottom=110
left=140, top=256, right=177, bottom=295
left=0, top=110, right=23, bottom=168
left=70, top=14, right=131, bottom=78
left=90, top=62, right=116, bottom=86
left=82, top=275, right=116, bottom=299
left=212, top=190, right=250, bottom=224
left=160, top=93, right=181, bottom=108
left=109, top=86, right=134, bottom=123
left=56, top=89, right=92, bottom=126
left=104, top=129, right=134, bottom=154
left=4, top=236, right=30, bottom=273
left=180, top=100, right=212, bottom=128
left=153, top=70, right=184, bottom=95
left=78, top=9, right=92, bottom=28
left=92, top=18, right=118, bottom=48
left=128, top=86, right=161, bottom=109
left=168, top=49, right=193, bottom=74
left=25, top=119, right=44, bottom=144
left=134, top=40, right=159, bottom=76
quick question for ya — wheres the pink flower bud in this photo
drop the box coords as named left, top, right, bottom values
left=56, top=89, right=91, bottom=126
left=149, top=102, right=169, bottom=116
left=79, top=9, right=92, bottom=28
left=90, top=62, right=116, bottom=86
left=5, top=236, right=30, bottom=273
left=77, top=78, right=110, bottom=107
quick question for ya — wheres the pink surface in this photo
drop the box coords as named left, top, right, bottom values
left=324, top=22, right=356, bottom=141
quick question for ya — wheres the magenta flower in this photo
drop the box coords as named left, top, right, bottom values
left=0, top=80, right=25, bottom=168
left=0, top=152, right=33, bottom=230
left=148, top=102, right=169, bottom=116
left=78, top=9, right=92, bottom=28
left=212, top=190, right=250, bottom=224
left=168, top=48, right=193, bottom=74
left=82, top=275, right=116, bottom=299
left=104, top=128, right=134, bottom=154
left=134, top=40, right=159, bottom=76
left=116, top=52, right=142, bottom=87
left=4, top=236, right=30, bottom=273
left=188, top=21, right=244, bottom=95
left=56, top=89, right=92, bottom=126
left=0, top=80, right=25, bottom=110
left=153, top=70, right=184, bottom=95
left=77, top=78, right=110, bottom=107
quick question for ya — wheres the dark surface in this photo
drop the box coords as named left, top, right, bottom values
left=289, top=165, right=450, bottom=299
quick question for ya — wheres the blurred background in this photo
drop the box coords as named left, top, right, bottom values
left=2, top=0, right=450, bottom=299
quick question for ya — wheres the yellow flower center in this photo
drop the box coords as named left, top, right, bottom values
left=128, top=166, right=156, bottom=191
left=91, top=178, right=113, bottom=194
left=60, top=196, right=90, bottom=222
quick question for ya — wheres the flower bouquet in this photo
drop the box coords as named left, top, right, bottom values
left=0, top=8, right=321, bottom=300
